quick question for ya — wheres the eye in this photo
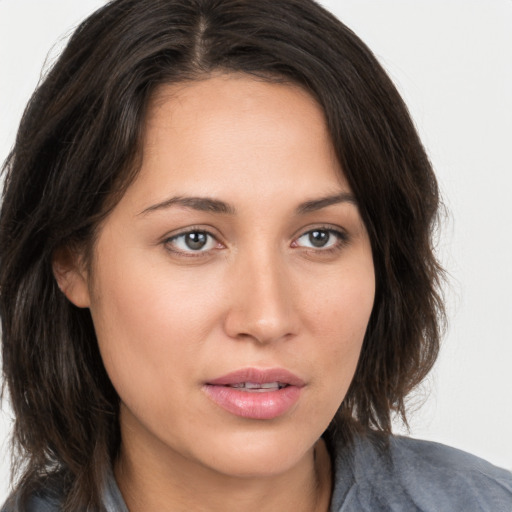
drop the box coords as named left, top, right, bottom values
left=294, top=228, right=347, bottom=250
left=165, top=230, right=219, bottom=253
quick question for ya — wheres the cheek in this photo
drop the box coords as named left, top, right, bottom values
left=87, top=250, right=223, bottom=403
left=87, top=226, right=375, bottom=433
left=305, top=255, right=375, bottom=342
left=304, top=262, right=375, bottom=406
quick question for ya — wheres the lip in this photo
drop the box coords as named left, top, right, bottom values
left=203, top=367, right=305, bottom=420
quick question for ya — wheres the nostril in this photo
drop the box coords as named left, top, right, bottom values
left=223, top=261, right=299, bottom=342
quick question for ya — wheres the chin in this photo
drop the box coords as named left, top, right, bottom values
left=188, top=423, right=318, bottom=478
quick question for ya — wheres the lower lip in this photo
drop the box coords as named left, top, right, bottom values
left=203, top=385, right=302, bottom=420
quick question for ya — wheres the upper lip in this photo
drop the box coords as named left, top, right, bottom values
left=206, top=367, right=305, bottom=387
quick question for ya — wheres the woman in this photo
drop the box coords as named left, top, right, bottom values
left=1, top=0, right=511, bottom=511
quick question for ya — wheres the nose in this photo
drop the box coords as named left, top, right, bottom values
left=223, top=250, right=299, bottom=344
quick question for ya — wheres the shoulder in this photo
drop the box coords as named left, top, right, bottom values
left=387, top=436, right=512, bottom=509
left=1, top=470, right=127, bottom=512
left=1, top=471, right=70, bottom=512
left=389, top=435, right=511, bottom=480
left=1, top=486, right=62, bottom=512
left=330, top=431, right=512, bottom=512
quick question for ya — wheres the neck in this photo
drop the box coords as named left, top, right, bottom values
left=115, top=435, right=332, bottom=512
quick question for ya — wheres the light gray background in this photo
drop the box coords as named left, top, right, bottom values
left=1, top=0, right=511, bottom=503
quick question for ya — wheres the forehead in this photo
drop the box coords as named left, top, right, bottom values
left=124, top=73, right=348, bottom=210
left=145, top=74, right=334, bottom=149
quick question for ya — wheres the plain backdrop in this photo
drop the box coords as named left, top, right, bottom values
left=1, top=0, right=511, bottom=503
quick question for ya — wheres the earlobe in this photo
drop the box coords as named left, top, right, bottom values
left=52, top=246, right=91, bottom=308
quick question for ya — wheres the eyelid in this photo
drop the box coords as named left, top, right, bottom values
left=292, top=224, right=349, bottom=241
left=161, top=223, right=350, bottom=258
left=291, top=225, right=350, bottom=250
left=163, top=226, right=224, bottom=257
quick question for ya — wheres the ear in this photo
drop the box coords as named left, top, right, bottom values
left=52, top=246, right=91, bottom=308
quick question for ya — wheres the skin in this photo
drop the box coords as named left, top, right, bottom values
left=56, top=74, right=375, bottom=512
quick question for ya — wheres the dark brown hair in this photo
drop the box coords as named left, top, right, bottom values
left=0, top=0, right=444, bottom=509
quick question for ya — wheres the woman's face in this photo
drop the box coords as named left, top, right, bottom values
left=64, top=74, right=375, bottom=478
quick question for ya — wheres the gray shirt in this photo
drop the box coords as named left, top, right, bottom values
left=4, top=432, right=512, bottom=511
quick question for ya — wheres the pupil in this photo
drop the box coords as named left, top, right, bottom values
left=309, top=230, right=329, bottom=247
left=185, top=232, right=207, bottom=250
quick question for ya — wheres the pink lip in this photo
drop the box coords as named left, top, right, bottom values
left=203, top=368, right=305, bottom=420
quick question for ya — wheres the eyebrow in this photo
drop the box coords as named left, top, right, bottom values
left=296, top=192, right=357, bottom=214
left=139, top=196, right=236, bottom=216
left=139, top=192, right=357, bottom=216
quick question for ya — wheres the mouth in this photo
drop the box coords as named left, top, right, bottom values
left=225, top=381, right=288, bottom=391
left=206, top=367, right=305, bottom=387
left=203, top=367, right=304, bottom=420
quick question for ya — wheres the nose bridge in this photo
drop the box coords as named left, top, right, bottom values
left=224, top=242, right=296, bottom=343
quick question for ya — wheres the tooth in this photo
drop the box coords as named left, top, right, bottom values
left=260, top=382, right=280, bottom=389
left=247, top=382, right=275, bottom=389
left=227, top=382, right=287, bottom=391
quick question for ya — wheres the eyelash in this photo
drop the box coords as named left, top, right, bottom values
left=163, top=225, right=349, bottom=258
left=292, top=226, right=349, bottom=254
